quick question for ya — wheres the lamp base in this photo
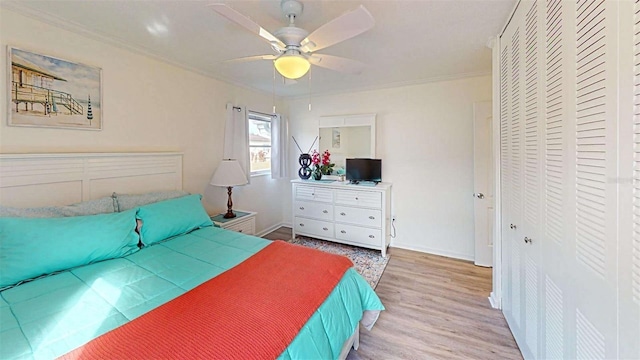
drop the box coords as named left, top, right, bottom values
left=224, top=186, right=236, bottom=219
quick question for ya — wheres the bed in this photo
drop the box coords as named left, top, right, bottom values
left=0, top=153, right=384, bottom=359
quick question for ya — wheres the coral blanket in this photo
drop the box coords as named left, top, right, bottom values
left=60, top=240, right=353, bottom=360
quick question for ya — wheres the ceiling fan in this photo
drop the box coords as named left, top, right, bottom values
left=209, top=0, right=375, bottom=80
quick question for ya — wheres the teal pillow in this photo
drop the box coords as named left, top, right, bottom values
left=0, top=196, right=117, bottom=218
left=0, top=209, right=139, bottom=288
left=136, top=194, right=213, bottom=246
left=114, top=190, right=189, bottom=212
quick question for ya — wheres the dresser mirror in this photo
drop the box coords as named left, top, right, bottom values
left=318, top=114, right=376, bottom=170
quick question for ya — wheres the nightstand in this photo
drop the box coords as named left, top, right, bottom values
left=210, top=210, right=257, bottom=235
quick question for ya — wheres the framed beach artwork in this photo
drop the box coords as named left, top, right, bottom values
left=7, top=47, right=102, bottom=130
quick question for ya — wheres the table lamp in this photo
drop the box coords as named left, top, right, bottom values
left=209, top=159, right=248, bottom=218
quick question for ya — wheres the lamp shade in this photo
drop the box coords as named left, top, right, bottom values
left=274, top=53, right=310, bottom=80
left=210, top=159, right=248, bottom=187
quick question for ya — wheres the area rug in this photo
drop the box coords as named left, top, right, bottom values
left=290, top=236, right=390, bottom=289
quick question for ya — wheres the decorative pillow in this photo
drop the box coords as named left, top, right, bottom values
left=0, top=209, right=140, bottom=288
left=114, top=190, right=190, bottom=212
left=136, top=194, right=212, bottom=246
left=0, top=196, right=117, bottom=218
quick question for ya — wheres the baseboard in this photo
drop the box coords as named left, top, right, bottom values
left=256, top=222, right=288, bottom=238
left=392, top=242, right=475, bottom=262
left=489, top=292, right=501, bottom=309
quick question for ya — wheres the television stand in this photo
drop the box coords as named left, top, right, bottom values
left=349, top=180, right=378, bottom=187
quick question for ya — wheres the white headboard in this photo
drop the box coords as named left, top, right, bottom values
left=0, top=152, right=183, bottom=208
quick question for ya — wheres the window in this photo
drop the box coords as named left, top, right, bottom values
left=248, top=111, right=272, bottom=175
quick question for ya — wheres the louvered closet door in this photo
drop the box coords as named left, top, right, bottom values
left=500, top=2, right=522, bottom=336
left=520, top=1, right=544, bottom=358
left=501, top=0, right=629, bottom=358
left=570, top=1, right=619, bottom=358
left=500, top=10, right=515, bottom=327
left=541, top=0, right=571, bottom=358
left=618, top=1, right=640, bottom=358
left=501, top=2, right=544, bottom=358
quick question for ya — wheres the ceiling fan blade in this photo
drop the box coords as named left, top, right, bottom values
left=208, top=4, right=286, bottom=51
left=223, top=54, right=278, bottom=63
left=308, top=54, right=366, bottom=74
left=300, top=5, right=374, bottom=53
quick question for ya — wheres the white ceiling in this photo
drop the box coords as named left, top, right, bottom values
left=2, top=0, right=515, bottom=97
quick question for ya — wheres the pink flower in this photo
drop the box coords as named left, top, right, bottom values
left=311, top=150, right=320, bottom=165
left=322, top=150, right=331, bottom=166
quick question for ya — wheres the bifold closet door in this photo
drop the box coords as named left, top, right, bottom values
left=500, top=2, right=541, bottom=358
left=618, top=0, right=640, bottom=358
left=567, top=0, right=619, bottom=358
left=500, top=0, right=622, bottom=358
left=540, top=0, right=570, bottom=358
left=500, top=0, right=518, bottom=338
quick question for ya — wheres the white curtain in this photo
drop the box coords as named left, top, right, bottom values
left=223, top=103, right=250, bottom=182
left=271, top=114, right=288, bottom=179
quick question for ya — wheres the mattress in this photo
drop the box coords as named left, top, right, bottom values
left=0, top=226, right=383, bottom=359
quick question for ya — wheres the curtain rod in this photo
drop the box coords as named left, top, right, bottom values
left=249, top=109, right=276, bottom=118
left=230, top=105, right=276, bottom=118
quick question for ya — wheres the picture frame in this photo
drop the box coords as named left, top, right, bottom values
left=332, top=127, right=341, bottom=148
left=7, top=46, right=102, bottom=130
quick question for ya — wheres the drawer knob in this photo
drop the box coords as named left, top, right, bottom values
left=323, top=227, right=328, bottom=231
left=299, top=223, right=305, bottom=227
left=369, top=216, right=375, bottom=219
left=355, top=197, right=359, bottom=200
left=341, top=230, right=346, bottom=234
left=369, top=235, right=375, bottom=238
left=299, top=206, right=304, bottom=210
left=323, top=210, right=328, bottom=213
left=340, top=212, right=346, bottom=216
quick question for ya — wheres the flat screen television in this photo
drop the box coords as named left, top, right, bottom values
left=346, top=158, right=382, bottom=184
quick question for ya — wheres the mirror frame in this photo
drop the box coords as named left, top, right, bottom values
left=318, top=113, right=376, bottom=158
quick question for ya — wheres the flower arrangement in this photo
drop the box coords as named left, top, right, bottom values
left=311, top=150, right=335, bottom=179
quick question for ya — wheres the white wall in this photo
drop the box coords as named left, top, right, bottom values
left=287, top=76, right=492, bottom=260
left=0, top=8, right=289, bottom=234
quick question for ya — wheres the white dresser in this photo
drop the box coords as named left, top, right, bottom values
left=291, top=180, right=392, bottom=257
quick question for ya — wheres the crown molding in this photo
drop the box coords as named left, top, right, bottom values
left=287, top=70, right=492, bottom=100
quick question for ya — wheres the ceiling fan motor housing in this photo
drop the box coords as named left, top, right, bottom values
left=274, top=26, right=309, bottom=47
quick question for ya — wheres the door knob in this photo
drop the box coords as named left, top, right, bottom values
left=474, top=193, right=485, bottom=199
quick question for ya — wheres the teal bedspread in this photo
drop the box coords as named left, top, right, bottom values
left=0, top=227, right=383, bottom=359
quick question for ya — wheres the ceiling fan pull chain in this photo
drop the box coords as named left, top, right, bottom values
left=272, top=66, right=277, bottom=114
left=308, top=66, right=312, bottom=112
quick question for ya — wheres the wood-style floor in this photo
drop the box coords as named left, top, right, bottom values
left=263, top=227, right=522, bottom=360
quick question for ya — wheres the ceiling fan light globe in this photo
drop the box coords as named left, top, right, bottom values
left=274, top=54, right=310, bottom=79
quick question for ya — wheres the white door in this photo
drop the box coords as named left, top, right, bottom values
left=473, top=101, right=494, bottom=267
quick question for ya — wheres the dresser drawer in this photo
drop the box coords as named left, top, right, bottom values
left=224, top=218, right=255, bottom=235
left=295, top=186, right=333, bottom=203
left=294, top=217, right=334, bottom=238
left=294, top=201, right=333, bottom=221
left=335, top=190, right=381, bottom=208
left=335, top=206, right=382, bottom=227
left=335, top=224, right=382, bottom=247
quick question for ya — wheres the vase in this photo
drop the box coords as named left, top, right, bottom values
left=298, top=154, right=312, bottom=180
left=312, top=168, right=322, bottom=180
